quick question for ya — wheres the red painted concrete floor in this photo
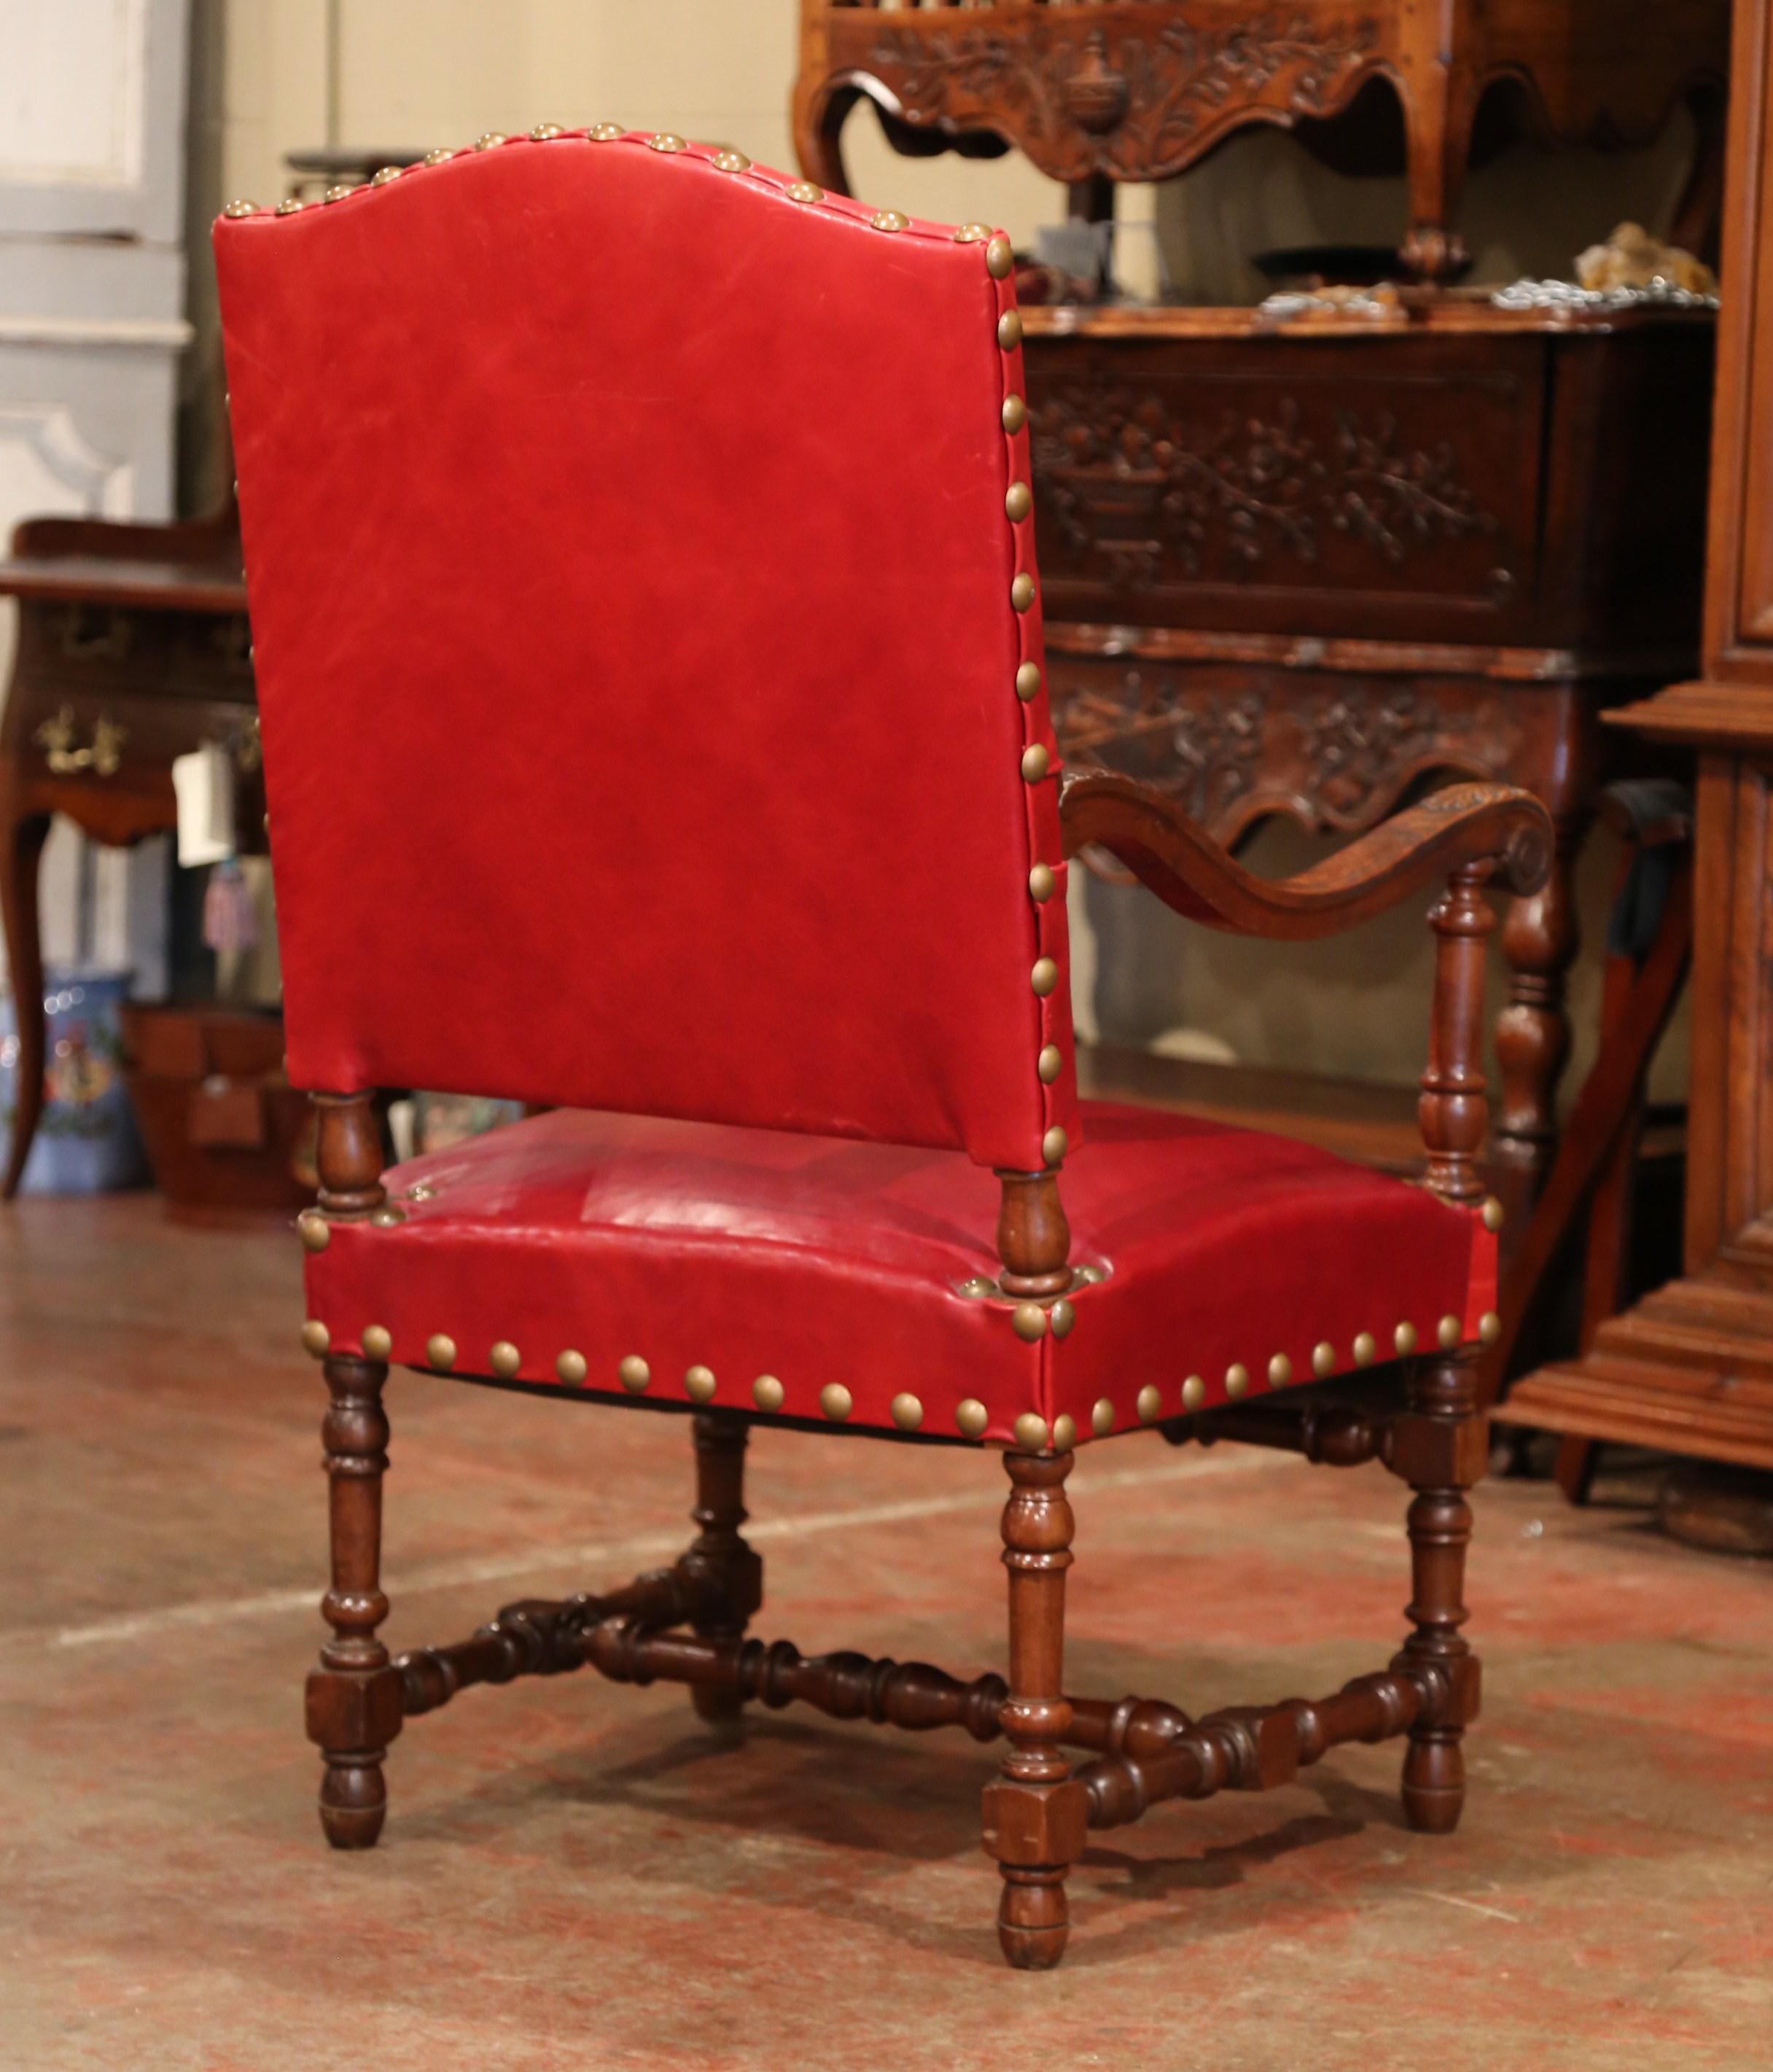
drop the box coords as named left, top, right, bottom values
left=2, top=1196, right=1770, bottom=2071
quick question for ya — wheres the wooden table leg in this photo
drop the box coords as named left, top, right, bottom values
left=0, top=761, right=52, bottom=1201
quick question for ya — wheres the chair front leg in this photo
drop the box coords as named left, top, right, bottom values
left=983, top=1448, right=1088, bottom=1970
left=305, top=1351, right=402, bottom=1847
left=683, top=1412, right=762, bottom=1726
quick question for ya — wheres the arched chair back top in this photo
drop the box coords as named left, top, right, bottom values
left=214, top=131, right=1075, bottom=1171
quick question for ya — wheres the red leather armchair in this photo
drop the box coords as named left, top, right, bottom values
left=214, top=128, right=1549, bottom=1971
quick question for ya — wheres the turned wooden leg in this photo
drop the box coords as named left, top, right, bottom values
left=305, top=1352, right=402, bottom=1847
left=683, top=1412, right=762, bottom=1726
left=0, top=788, right=52, bottom=1201
left=1395, top=1350, right=1483, bottom=1834
left=983, top=1449, right=1088, bottom=1971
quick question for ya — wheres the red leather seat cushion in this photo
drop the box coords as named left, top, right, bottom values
left=306, top=1102, right=1493, bottom=1444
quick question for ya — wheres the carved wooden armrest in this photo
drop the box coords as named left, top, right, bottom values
left=1059, top=771, right=1552, bottom=936
left=8, top=499, right=241, bottom=571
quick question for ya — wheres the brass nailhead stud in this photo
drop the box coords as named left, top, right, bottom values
left=297, top=1210, right=330, bottom=1253
left=530, top=124, right=564, bottom=141
left=1038, top=1043, right=1063, bottom=1083
left=1002, top=394, right=1027, bottom=435
left=890, top=1392, right=924, bottom=1430
left=1010, top=572, right=1036, bottom=612
left=1478, top=1310, right=1502, bottom=1344
left=324, top=186, right=351, bottom=203
left=1049, top=1297, right=1075, bottom=1337
left=588, top=122, right=624, bottom=141
left=955, top=222, right=991, bottom=243
left=1395, top=1322, right=1419, bottom=1356
left=1052, top=1413, right=1077, bottom=1452
left=649, top=133, right=685, bottom=153
left=1137, top=1383, right=1162, bottom=1423
left=1029, top=863, right=1056, bottom=902
left=1072, top=1263, right=1109, bottom=1285
left=997, top=310, right=1024, bottom=351
left=1268, top=1353, right=1292, bottom=1387
left=362, top=1325, right=393, bottom=1362
left=787, top=180, right=821, bottom=203
left=1005, top=480, right=1032, bottom=523
left=426, top=1333, right=456, bottom=1371
left=1438, top=1314, right=1462, bottom=1349
left=1353, top=1331, right=1376, bottom=1366
left=1013, top=1411, right=1050, bottom=1451
left=473, top=134, right=507, bottom=151
left=222, top=200, right=258, bottom=218
left=1482, top=1196, right=1505, bottom=1232
left=1312, top=1341, right=1336, bottom=1378
left=490, top=1341, right=521, bottom=1379
left=369, top=1205, right=405, bottom=1228
left=556, top=1349, right=588, bottom=1385
left=752, top=1374, right=784, bottom=1411
left=1012, top=1301, right=1048, bottom=1341
left=955, top=1398, right=989, bottom=1438
left=957, top=1276, right=997, bottom=1298
left=1030, top=956, right=1059, bottom=995
left=1016, top=661, right=1042, bottom=701
left=820, top=1382, right=853, bottom=1421
left=713, top=149, right=751, bottom=171
left=685, top=1363, right=717, bottom=1403
left=1042, top=1126, right=1068, bottom=1166
left=423, top=147, right=454, bottom=165
left=618, top=1354, right=650, bottom=1393
left=371, top=165, right=402, bottom=184
left=871, top=209, right=908, bottom=233
left=1225, top=1362, right=1250, bottom=1398
left=1091, top=1397, right=1115, bottom=1435
left=1021, top=743, right=1050, bottom=783
left=300, top=1320, right=330, bottom=1358
left=984, top=234, right=1013, bottom=278
left=1181, top=1374, right=1206, bottom=1411
left=276, top=198, right=307, bottom=215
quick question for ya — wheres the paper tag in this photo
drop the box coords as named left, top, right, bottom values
left=171, top=744, right=236, bottom=867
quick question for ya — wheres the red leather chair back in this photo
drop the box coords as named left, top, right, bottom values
left=215, top=133, right=1075, bottom=1172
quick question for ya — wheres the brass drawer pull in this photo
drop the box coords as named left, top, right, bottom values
left=34, top=705, right=128, bottom=778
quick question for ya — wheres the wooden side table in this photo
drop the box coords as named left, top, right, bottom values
left=0, top=506, right=253, bottom=1198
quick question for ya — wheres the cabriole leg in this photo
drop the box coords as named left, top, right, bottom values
left=983, top=1449, right=1088, bottom=1971
left=684, top=1412, right=761, bottom=1726
left=306, top=1352, right=401, bottom=1847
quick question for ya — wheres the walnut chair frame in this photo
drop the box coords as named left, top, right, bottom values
left=305, top=774, right=1548, bottom=1971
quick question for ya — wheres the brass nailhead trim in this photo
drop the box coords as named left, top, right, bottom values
left=474, top=134, right=507, bottom=151
left=222, top=200, right=257, bottom=218
left=1352, top=1331, right=1376, bottom=1367
left=1005, top=481, right=1032, bottom=522
left=1042, top=1126, right=1068, bottom=1166
left=1030, top=956, right=1058, bottom=995
left=324, top=186, right=351, bottom=203
left=426, top=1333, right=456, bottom=1371
left=1010, top=572, right=1035, bottom=612
left=423, top=147, right=454, bottom=165
left=371, top=165, right=402, bottom=184
left=300, top=1320, right=330, bottom=1358
left=1181, top=1375, right=1206, bottom=1411
left=1137, top=1383, right=1162, bottom=1423
left=1052, top=1413, right=1077, bottom=1452
left=985, top=233, right=1013, bottom=278
left=955, top=222, right=991, bottom=243
left=649, top=133, right=686, bottom=153
left=297, top=1210, right=330, bottom=1253
left=713, top=150, right=750, bottom=172
left=1478, top=1310, right=1501, bottom=1344
left=556, top=1349, right=588, bottom=1384
left=490, top=1341, right=521, bottom=1379
left=1225, top=1362, right=1250, bottom=1398
left=1267, top=1353, right=1292, bottom=1387
left=1395, top=1322, right=1419, bottom=1356
left=1016, top=661, right=1042, bottom=701
left=276, top=198, right=306, bottom=215
left=997, top=310, right=1023, bottom=351
left=588, top=123, right=624, bottom=141
left=1482, top=1196, right=1505, bottom=1232
left=618, top=1354, right=650, bottom=1393
left=1049, top=1298, right=1075, bottom=1338
left=871, top=209, right=908, bottom=232
left=1012, top=1301, right=1048, bottom=1342
left=1021, top=743, right=1050, bottom=783
left=530, top=124, right=564, bottom=141
left=1038, top=1043, right=1063, bottom=1083
left=1091, top=1397, right=1115, bottom=1435
left=890, top=1392, right=923, bottom=1430
left=1029, top=863, right=1056, bottom=902
left=752, top=1374, right=784, bottom=1411
left=1438, top=1314, right=1462, bottom=1349
left=787, top=180, right=821, bottom=203
left=820, top=1382, right=853, bottom=1421
left=1013, top=1410, right=1049, bottom=1451
left=362, top=1325, right=393, bottom=1361
left=685, top=1364, right=717, bottom=1403
left=1312, top=1341, right=1336, bottom=1378
left=368, top=1205, right=405, bottom=1228
left=955, top=1398, right=989, bottom=1438
left=1002, top=394, right=1027, bottom=435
